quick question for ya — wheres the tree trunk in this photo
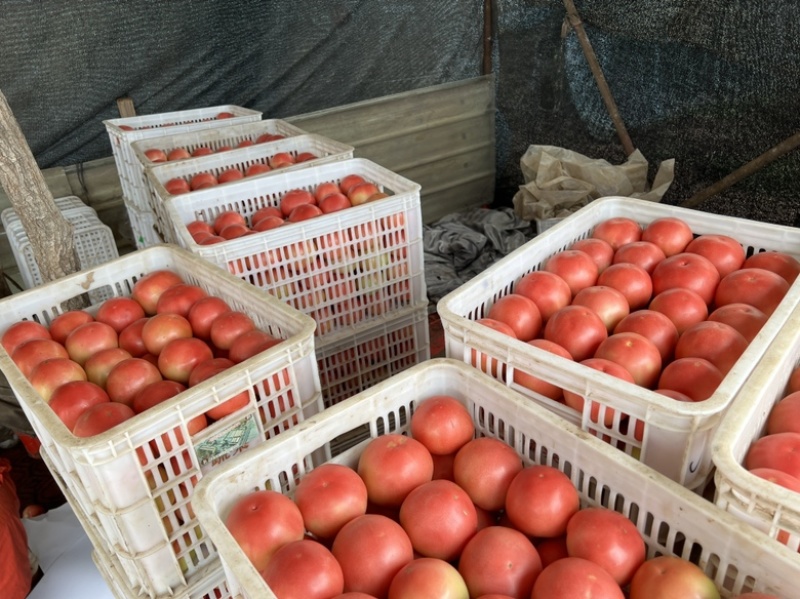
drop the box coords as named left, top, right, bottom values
left=0, top=88, right=79, bottom=285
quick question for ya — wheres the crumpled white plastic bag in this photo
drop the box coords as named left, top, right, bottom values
left=512, top=145, right=675, bottom=224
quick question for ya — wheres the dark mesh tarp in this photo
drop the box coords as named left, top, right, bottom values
left=3, top=1, right=800, bottom=225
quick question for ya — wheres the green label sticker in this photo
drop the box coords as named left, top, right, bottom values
left=195, top=414, right=261, bottom=474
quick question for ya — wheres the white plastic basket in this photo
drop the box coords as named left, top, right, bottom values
left=192, top=359, right=800, bottom=599
left=141, top=133, right=355, bottom=243
left=315, top=302, right=431, bottom=408
left=103, top=105, right=261, bottom=247
left=0, top=245, right=322, bottom=598
left=164, top=158, right=427, bottom=340
left=438, top=195, right=800, bottom=489
left=712, top=299, right=800, bottom=551
left=1, top=202, right=119, bottom=303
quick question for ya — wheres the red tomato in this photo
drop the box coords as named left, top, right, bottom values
left=186, top=220, right=215, bottom=238
left=217, top=168, right=244, bottom=184
left=453, top=437, right=523, bottom=512
left=743, top=251, right=800, bottom=285
left=535, top=536, right=568, bottom=568
left=388, top=558, right=469, bottom=599
left=594, top=332, right=663, bottom=389
left=13, top=338, right=70, bottom=379
left=531, top=556, right=624, bottom=599
left=73, top=401, right=135, bottom=437
left=252, top=215, right=285, bottom=232
left=348, top=182, right=381, bottom=206
left=141, top=313, right=193, bottom=356
left=514, top=270, right=572, bottom=322
left=211, top=211, right=247, bottom=236
left=486, top=293, right=542, bottom=342
left=651, top=252, right=720, bottom=305
left=357, top=434, right=434, bottom=507
left=294, top=463, right=368, bottom=539
left=674, top=320, right=748, bottom=376
left=105, top=357, right=163, bottom=407
left=155, top=284, right=208, bottom=318
left=473, top=318, right=517, bottom=377
left=165, top=177, right=191, bottom=195
left=571, top=285, right=630, bottom=333
left=613, top=240, right=666, bottom=274
left=189, top=357, right=251, bottom=420
left=707, top=303, right=767, bottom=344
left=166, top=147, right=191, bottom=161
left=315, top=181, right=343, bottom=202
left=228, top=329, right=281, bottom=363
left=544, top=305, right=608, bottom=362
left=262, top=539, right=344, bottom=599
left=225, top=489, right=305, bottom=572
left=332, top=514, right=414, bottom=597
left=339, top=174, right=367, bottom=195
left=569, top=238, right=615, bottom=273
left=210, top=311, right=256, bottom=351
left=745, top=432, right=800, bottom=479
left=131, top=270, right=185, bottom=315
left=657, top=357, right=724, bottom=402
left=29, top=358, right=86, bottom=401
left=48, top=380, right=110, bottom=432
left=766, top=391, right=800, bottom=435
left=431, top=451, right=457, bottom=481
left=749, top=467, right=800, bottom=493
left=2, top=320, right=52, bottom=356
left=64, top=322, right=118, bottom=367
left=190, top=171, right=218, bottom=191
left=629, top=555, right=719, bottom=599
left=186, top=296, right=232, bottom=340
left=157, top=337, right=214, bottom=383
left=685, top=234, right=745, bottom=278
left=513, top=338, right=573, bottom=401
left=95, top=297, right=146, bottom=333
left=641, top=217, right=694, bottom=257
left=48, top=311, right=93, bottom=346
left=648, top=288, right=709, bottom=335
left=144, top=148, right=167, bottom=162
left=596, top=262, right=653, bottom=311
left=544, top=249, right=599, bottom=296
left=280, top=189, right=317, bottom=217
left=566, top=507, right=646, bottom=585
left=84, top=347, right=132, bottom=388
left=269, top=152, right=296, bottom=169
left=118, top=317, right=149, bottom=357
left=319, top=193, right=352, bottom=214
left=458, top=526, right=543, bottom=599
left=505, top=464, right=580, bottom=538
left=592, top=217, right=642, bottom=251
left=715, top=267, right=790, bottom=316
left=191, top=146, right=214, bottom=157
left=288, top=203, right=325, bottom=222
left=399, top=479, right=478, bottom=561
left=132, top=379, right=186, bottom=413
left=409, top=395, right=474, bottom=455
left=251, top=205, right=283, bottom=226
left=563, top=358, right=636, bottom=426
left=613, top=309, right=679, bottom=363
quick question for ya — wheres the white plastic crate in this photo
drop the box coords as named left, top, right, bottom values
left=1, top=202, right=119, bottom=303
left=0, top=245, right=322, bottom=598
left=438, top=195, right=800, bottom=489
left=103, top=105, right=261, bottom=247
left=141, top=133, right=355, bottom=243
left=164, top=158, right=427, bottom=340
left=315, top=302, right=431, bottom=408
left=712, top=298, right=800, bottom=552
left=192, top=359, right=800, bottom=599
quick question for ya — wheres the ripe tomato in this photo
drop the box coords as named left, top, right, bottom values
left=118, top=317, right=149, bottom=357
left=132, top=379, right=186, bottom=414
left=95, top=297, right=146, bottom=333
left=332, top=514, right=414, bottom=598
left=2, top=320, right=52, bottom=355
left=766, top=391, right=800, bottom=435
left=685, top=234, right=745, bottom=278
left=640, top=217, right=694, bottom=257
left=596, top=262, right=653, bottom=310
left=155, top=284, right=208, bottom=318
left=189, top=357, right=251, bottom=420
left=473, top=318, right=517, bottom=377
left=458, top=526, right=542, bottom=599
left=48, top=380, right=110, bottom=432
left=513, top=338, right=573, bottom=401
left=84, top=347, right=132, bottom=388
left=613, top=309, right=679, bottom=363
left=505, top=464, right=580, bottom=538
left=531, top=556, right=624, bottom=599
left=141, top=313, right=193, bottom=356
left=73, top=401, right=136, bottom=437
left=648, top=287, right=709, bottom=335
left=399, top=479, right=478, bottom=561
left=514, top=270, right=572, bottom=322
left=569, top=237, right=615, bottom=273
left=544, top=305, right=608, bottom=362
left=30, top=358, right=87, bottom=401
left=409, top=395, right=475, bottom=455
left=280, top=189, right=317, bottom=217
left=228, top=329, right=281, bottom=363
left=651, top=252, right=720, bottom=305
left=594, top=332, right=663, bottom=389
left=388, top=557, right=469, bottom=599
left=294, top=463, right=368, bottom=540
left=674, top=320, right=748, bottom=376
left=288, top=203, right=325, bottom=222
left=186, top=296, right=231, bottom=340
left=613, top=241, right=666, bottom=274
left=261, top=539, right=344, bottom=599
left=563, top=358, right=636, bottom=427
left=743, top=251, right=800, bottom=285
left=453, top=437, right=523, bottom=511
left=748, top=467, right=800, bottom=493
left=629, top=555, right=719, bottom=599
left=157, top=337, right=214, bottom=383
left=571, top=285, right=630, bottom=333
left=745, top=432, right=800, bottom=479
left=357, top=434, right=434, bottom=507
left=105, top=357, right=163, bottom=407
left=190, top=172, right=218, bottom=191
left=64, top=321, right=119, bottom=367
left=210, top=311, right=256, bottom=351
left=566, top=507, right=646, bottom=585
left=217, top=168, right=244, bottom=184
left=319, top=193, right=352, bottom=214
left=339, top=174, right=367, bottom=195
left=131, top=270, right=185, bottom=315
left=544, top=249, right=599, bottom=296
left=715, top=267, right=790, bottom=316
left=592, top=217, right=642, bottom=251
left=12, top=338, right=70, bottom=379
left=657, top=357, right=724, bottom=402
left=707, top=303, right=767, bottom=344
left=486, top=293, right=542, bottom=342
left=48, top=310, right=93, bottom=345
left=225, top=489, right=305, bottom=572
left=535, top=535, right=569, bottom=568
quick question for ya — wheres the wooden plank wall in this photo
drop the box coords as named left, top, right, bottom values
left=0, top=76, right=496, bottom=283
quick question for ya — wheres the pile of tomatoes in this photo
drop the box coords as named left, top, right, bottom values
left=475, top=216, right=799, bottom=426
left=0, top=269, right=283, bottom=438
left=224, top=394, right=775, bottom=599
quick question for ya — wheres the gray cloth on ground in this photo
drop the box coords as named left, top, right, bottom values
left=424, top=207, right=536, bottom=304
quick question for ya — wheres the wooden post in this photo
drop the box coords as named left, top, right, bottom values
left=0, top=88, right=80, bottom=286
